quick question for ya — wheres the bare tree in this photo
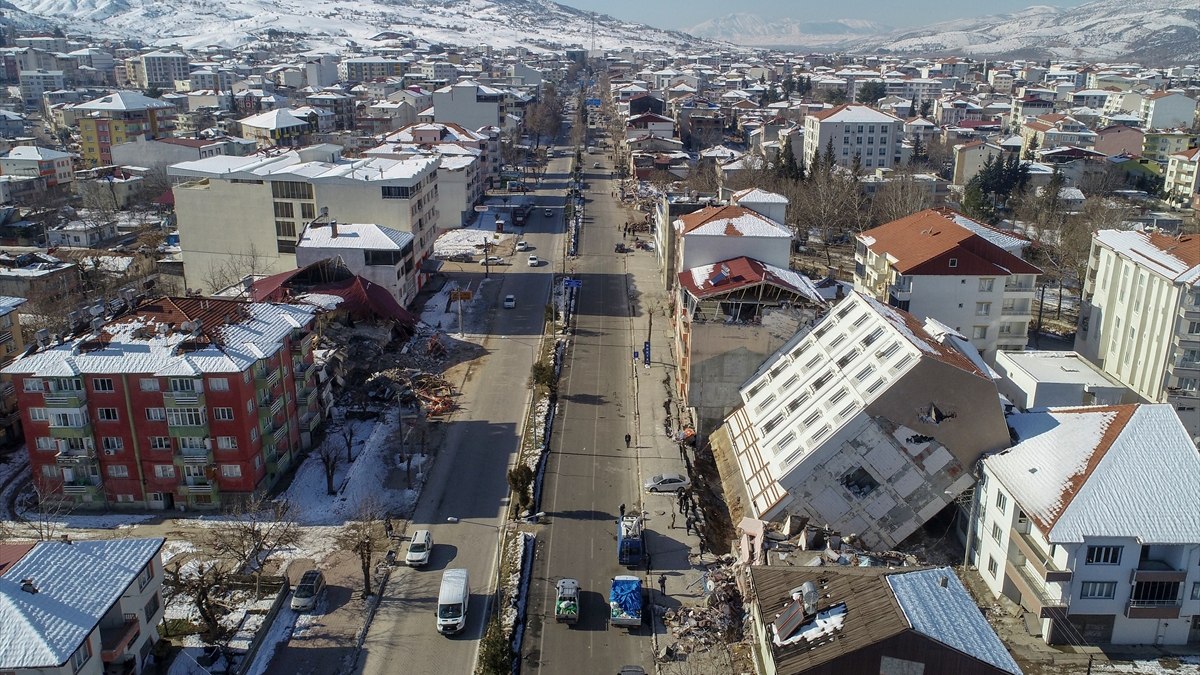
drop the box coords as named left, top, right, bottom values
left=316, top=438, right=342, bottom=496
left=342, top=426, right=355, bottom=463
left=205, top=493, right=301, bottom=599
left=338, top=498, right=385, bottom=598
left=200, top=242, right=267, bottom=294
left=163, top=559, right=229, bottom=640
left=12, top=477, right=76, bottom=542
left=870, top=171, right=935, bottom=226
left=793, top=166, right=869, bottom=266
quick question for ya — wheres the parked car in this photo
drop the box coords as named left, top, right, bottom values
left=515, top=240, right=529, bottom=251
left=643, top=473, right=690, bottom=493
left=503, top=294, right=516, bottom=309
left=528, top=255, right=539, bottom=267
left=406, top=530, right=433, bottom=567
left=291, top=569, right=326, bottom=611
left=481, top=256, right=503, bottom=265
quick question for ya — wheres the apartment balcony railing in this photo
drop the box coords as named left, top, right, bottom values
left=272, top=423, right=288, bottom=445
left=1180, top=302, right=1200, bottom=320
left=1011, top=527, right=1073, bottom=582
left=167, top=420, right=208, bottom=438
left=0, top=410, right=22, bottom=427
left=164, top=391, right=205, bottom=407
left=49, top=423, right=92, bottom=439
left=1001, top=307, right=1032, bottom=316
left=177, top=449, right=213, bottom=465
left=0, top=381, right=14, bottom=398
left=55, top=447, right=97, bottom=465
left=100, top=616, right=140, bottom=663
left=181, top=479, right=214, bottom=494
left=1004, top=283, right=1037, bottom=293
left=1006, top=558, right=1068, bottom=619
left=1125, top=599, right=1181, bottom=620
left=44, top=392, right=86, bottom=407
left=61, top=478, right=102, bottom=495
left=1130, top=560, right=1188, bottom=584
left=270, top=397, right=284, bottom=417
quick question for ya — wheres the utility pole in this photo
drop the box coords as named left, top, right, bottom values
left=483, top=237, right=490, bottom=279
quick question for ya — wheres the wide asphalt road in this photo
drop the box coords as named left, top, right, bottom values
left=521, top=151, right=654, bottom=672
left=354, top=153, right=571, bottom=674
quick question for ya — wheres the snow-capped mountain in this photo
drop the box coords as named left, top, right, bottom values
left=686, top=13, right=888, bottom=48
left=6, top=0, right=706, bottom=52
left=863, top=0, right=1199, bottom=64
left=0, top=0, right=55, bottom=32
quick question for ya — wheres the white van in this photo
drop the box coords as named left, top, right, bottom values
left=437, top=568, right=470, bottom=634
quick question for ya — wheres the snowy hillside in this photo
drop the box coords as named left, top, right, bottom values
left=864, top=0, right=1200, bottom=64
left=8, top=0, right=706, bottom=52
left=687, top=13, right=888, bottom=48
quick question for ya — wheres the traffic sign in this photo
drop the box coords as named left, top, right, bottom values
left=643, top=341, right=651, bottom=364
left=564, top=279, right=582, bottom=289
left=585, top=98, right=601, bottom=108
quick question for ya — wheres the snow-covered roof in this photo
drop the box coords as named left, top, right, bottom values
left=3, top=298, right=317, bottom=377
left=75, top=90, right=174, bottom=112
left=1094, top=229, right=1200, bottom=286
left=0, top=538, right=164, bottom=669
left=674, top=205, right=790, bottom=238
left=298, top=222, right=413, bottom=250
left=169, top=148, right=438, bottom=185
left=810, top=104, right=901, bottom=124
left=985, top=404, right=1200, bottom=543
left=731, top=187, right=787, bottom=204
left=887, top=568, right=1022, bottom=675
left=4, top=146, right=72, bottom=161
left=239, top=108, right=311, bottom=131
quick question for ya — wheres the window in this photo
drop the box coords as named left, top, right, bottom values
left=217, top=436, right=238, bottom=450
left=146, top=407, right=166, bottom=421
left=97, top=408, right=119, bottom=421
left=69, top=641, right=91, bottom=672
left=275, top=220, right=296, bottom=238
left=36, top=436, right=56, bottom=451
left=991, top=522, right=1003, bottom=543
left=214, top=407, right=235, bottom=421
left=1192, top=582, right=1200, bottom=601
left=209, top=377, right=229, bottom=392
left=1189, top=321, right=1200, bottom=335
left=150, top=436, right=171, bottom=450
left=972, top=326, right=988, bottom=340
left=277, top=239, right=296, bottom=254
left=762, top=414, right=785, bottom=434
left=381, top=185, right=412, bottom=199
left=271, top=181, right=313, bottom=200
left=250, top=427, right=258, bottom=442
left=29, top=407, right=48, bottom=421
left=135, top=562, right=154, bottom=590
left=301, top=202, right=315, bottom=219
left=179, top=437, right=206, bottom=450
left=102, top=437, right=124, bottom=451
left=273, top=201, right=295, bottom=218
left=979, top=278, right=995, bottom=292
left=1086, top=545, right=1122, bottom=565
left=140, top=378, right=160, bottom=391
left=144, top=592, right=161, bottom=622
left=92, top=378, right=114, bottom=392
left=995, top=491, right=1007, bottom=513
left=987, top=556, right=998, bottom=578
left=948, top=258, right=958, bottom=268
left=1080, top=581, right=1117, bottom=599
left=167, top=408, right=206, bottom=426
left=170, top=378, right=196, bottom=392
left=23, top=378, right=43, bottom=392
left=221, top=464, right=242, bottom=478
left=106, top=464, right=129, bottom=478
left=976, top=302, right=992, bottom=316
left=154, top=465, right=175, bottom=478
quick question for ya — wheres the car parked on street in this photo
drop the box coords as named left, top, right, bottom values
left=503, top=294, right=516, bottom=309
left=291, top=569, right=326, bottom=611
left=643, top=473, right=691, bottom=493
left=515, top=240, right=529, bottom=251
left=481, top=256, right=503, bottom=265
left=406, top=530, right=433, bottom=567
left=527, top=255, right=539, bottom=267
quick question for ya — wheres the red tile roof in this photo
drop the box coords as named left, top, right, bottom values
left=860, top=209, right=1042, bottom=276
left=677, top=256, right=817, bottom=301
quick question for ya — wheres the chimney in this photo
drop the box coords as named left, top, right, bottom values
left=60, top=534, right=71, bottom=544
left=20, top=578, right=37, bottom=594
left=939, top=575, right=949, bottom=588
left=330, top=220, right=338, bottom=238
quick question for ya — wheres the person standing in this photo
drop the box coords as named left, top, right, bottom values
left=658, top=574, right=667, bottom=596
left=625, top=433, right=632, bottom=448
left=619, top=503, right=626, bottom=519
left=669, top=511, right=677, bottom=529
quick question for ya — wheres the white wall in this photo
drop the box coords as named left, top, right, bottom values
left=680, top=233, right=789, bottom=270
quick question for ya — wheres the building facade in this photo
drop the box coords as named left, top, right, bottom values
left=3, top=297, right=322, bottom=509
left=802, top=104, right=903, bottom=172
left=74, top=91, right=175, bottom=167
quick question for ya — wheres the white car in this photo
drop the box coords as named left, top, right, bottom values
left=503, top=294, right=516, bottom=309
left=527, top=255, right=539, bottom=267
left=515, top=240, right=529, bottom=252
left=644, top=473, right=691, bottom=493
left=290, top=569, right=326, bottom=611
left=481, top=256, right=503, bottom=265
left=406, top=530, right=433, bottom=567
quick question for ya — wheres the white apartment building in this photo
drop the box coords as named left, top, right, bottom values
left=295, top=222, right=416, bottom=306
left=18, top=69, right=64, bottom=108
left=418, top=60, right=459, bottom=82
left=168, top=144, right=440, bottom=295
left=1140, top=91, right=1198, bottom=131
left=431, top=80, right=513, bottom=132
left=802, top=104, right=902, bottom=172
left=855, top=208, right=1042, bottom=362
left=993, top=350, right=1130, bottom=410
left=128, top=51, right=189, bottom=89
left=975, top=404, right=1200, bottom=645
left=338, top=56, right=408, bottom=82
left=1075, top=229, right=1200, bottom=439
left=0, top=145, right=74, bottom=187
left=1164, top=147, right=1199, bottom=206
left=718, top=291, right=1010, bottom=550
left=0, top=538, right=166, bottom=674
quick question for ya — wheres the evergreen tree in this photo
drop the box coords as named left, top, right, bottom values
left=909, top=136, right=925, bottom=166
left=822, top=138, right=837, bottom=173
left=919, top=100, right=932, bottom=118
left=909, top=94, right=919, bottom=118
left=855, top=81, right=887, bottom=105
left=962, top=176, right=995, bottom=223
left=778, top=140, right=801, bottom=182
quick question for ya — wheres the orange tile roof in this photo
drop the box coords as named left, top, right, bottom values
left=1147, top=231, right=1200, bottom=267
left=859, top=209, right=1042, bottom=276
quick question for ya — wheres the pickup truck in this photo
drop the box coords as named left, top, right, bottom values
left=616, top=516, right=645, bottom=568
left=609, top=575, right=643, bottom=628
left=554, top=578, right=580, bottom=624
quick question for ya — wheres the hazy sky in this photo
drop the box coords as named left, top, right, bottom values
left=559, top=0, right=1094, bottom=31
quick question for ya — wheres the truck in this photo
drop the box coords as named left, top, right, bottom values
left=616, top=515, right=645, bottom=568
left=609, top=575, right=643, bottom=628
left=554, top=578, right=580, bottom=624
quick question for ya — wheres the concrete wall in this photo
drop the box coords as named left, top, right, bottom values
left=680, top=233, right=789, bottom=271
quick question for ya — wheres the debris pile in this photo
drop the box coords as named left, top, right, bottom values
left=661, top=565, right=744, bottom=654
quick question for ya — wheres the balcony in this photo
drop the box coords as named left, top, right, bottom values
left=1180, top=302, right=1200, bottom=321
left=1011, top=528, right=1074, bottom=583
left=44, top=392, right=86, bottom=407
left=1006, top=558, right=1068, bottom=618
left=56, top=447, right=97, bottom=465
left=1173, top=358, right=1200, bottom=375
left=1131, top=560, right=1188, bottom=584
left=0, top=411, right=21, bottom=427
left=1001, top=306, right=1033, bottom=317
left=61, top=478, right=102, bottom=495
left=164, top=391, right=205, bottom=407
left=272, top=423, right=288, bottom=445
left=177, top=449, right=213, bottom=465
left=100, top=616, right=140, bottom=663
left=167, top=421, right=208, bottom=438
left=256, top=369, right=281, bottom=390
left=301, top=411, right=321, bottom=433
left=0, top=381, right=14, bottom=398
left=49, top=423, right=93, bottom=439
left=1125, top=599, right=1181, bottom=620
left=181, top=479, right=214, bottom=494
left=270, top=397, right=284, bottom=417
left=1004, top=282, right=1037, bottom=294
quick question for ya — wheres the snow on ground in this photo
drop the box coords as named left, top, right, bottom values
left=418, top=278, right=495, bottom=335
left=432, top=216, right=516, bottom=258
left=278, top=414, right=416, bottom=525
left=1099, top=658, right=1200, bottom=674
left=161, top=539, right=198, bottom=564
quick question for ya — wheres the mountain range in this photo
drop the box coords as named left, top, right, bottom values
left=688, top=0, right=1199, bottom=64
left=2, top=0, right=1197, bottom=64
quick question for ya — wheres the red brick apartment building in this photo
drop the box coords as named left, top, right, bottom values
left=2, top=297, right=323, bottom=510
